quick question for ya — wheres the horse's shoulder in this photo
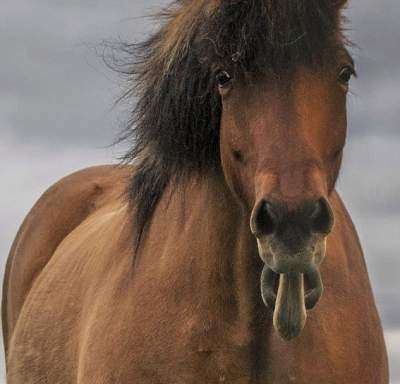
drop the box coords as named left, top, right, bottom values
left=10, top=164, right=131, bottom=251
left=39, top=164, right=131, bottom=206
left=2, top=165, right=132, bottom=351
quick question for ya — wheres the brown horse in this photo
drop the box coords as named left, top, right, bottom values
left=2, top=0, right=389, bottom=383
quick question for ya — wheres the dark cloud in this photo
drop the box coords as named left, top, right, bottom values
left=345, top=0, right=400, bottom=137
left=339, top=134, right=400, bottom=216
left=0, top=0, right=168, bottom=148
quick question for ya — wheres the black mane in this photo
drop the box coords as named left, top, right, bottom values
left=117, top=0, right=346, bottom=245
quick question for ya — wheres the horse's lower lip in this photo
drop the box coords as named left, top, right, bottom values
left=261, top=265, right=323, bottom=309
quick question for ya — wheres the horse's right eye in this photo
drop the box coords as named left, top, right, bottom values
left=216, top=71, right=232, bottom=87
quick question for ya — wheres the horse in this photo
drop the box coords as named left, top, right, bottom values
left=2, top=0, right=389, bottom=383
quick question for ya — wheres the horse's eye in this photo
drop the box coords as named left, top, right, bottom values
left=338, top=65, right=355, bottom=84
left=216, top=71, right=232, bottom=87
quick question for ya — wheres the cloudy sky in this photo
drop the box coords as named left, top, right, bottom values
left=0, top=0, right=399, bottom=382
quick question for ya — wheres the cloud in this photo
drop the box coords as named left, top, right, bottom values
left=385, top=329, right=400, bottom=383
left=0, top=0, right=166, bottom=148
left=344, top=0, right=400, bottom=137
left=339, top=134, right=400, bottom=216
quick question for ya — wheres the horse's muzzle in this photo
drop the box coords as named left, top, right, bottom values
left=250, top=198, right=333, bottom=340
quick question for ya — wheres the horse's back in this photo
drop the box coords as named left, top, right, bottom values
left=2, top=164, right=131, bottom=355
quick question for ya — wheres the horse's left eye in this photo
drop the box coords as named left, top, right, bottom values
left=216, top=71, right=232, bottom=87
left=338, top=65, right=355, bottom=84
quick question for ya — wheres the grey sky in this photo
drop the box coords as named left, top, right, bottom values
left=0, top=1, right=399, bottom=382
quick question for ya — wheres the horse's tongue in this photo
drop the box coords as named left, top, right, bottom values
left=273, top=272, right=307, bottom=340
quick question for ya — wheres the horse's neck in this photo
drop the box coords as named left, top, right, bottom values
left=140, top=172, right=263, bottom=324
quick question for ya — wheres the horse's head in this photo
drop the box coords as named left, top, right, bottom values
left=218, top=63, right=353, bottom=339
left=123, top=0, right=353, bottom=341
left=217, top=41, right=353, bottom=341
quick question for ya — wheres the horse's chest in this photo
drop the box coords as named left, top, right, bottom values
left=79, top=313, right=255, bottom=383
left=77, top=292, right=387, bottom=384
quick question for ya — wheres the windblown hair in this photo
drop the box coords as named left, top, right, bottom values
left=118, top=0, right=347, bottom=245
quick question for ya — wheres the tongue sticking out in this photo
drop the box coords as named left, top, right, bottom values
left=261, top=266, right=323, bottom=340
left=273, top=272, right=307, bottom=340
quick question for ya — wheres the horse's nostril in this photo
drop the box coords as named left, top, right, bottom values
left=251, top=198, right=333, bottom=238
left=251, top=200, right=277, bottom=237
left=311, top=198, right=334, bottom=234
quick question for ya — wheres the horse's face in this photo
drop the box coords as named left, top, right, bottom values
left=218, top=52, right=355, bottom=340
